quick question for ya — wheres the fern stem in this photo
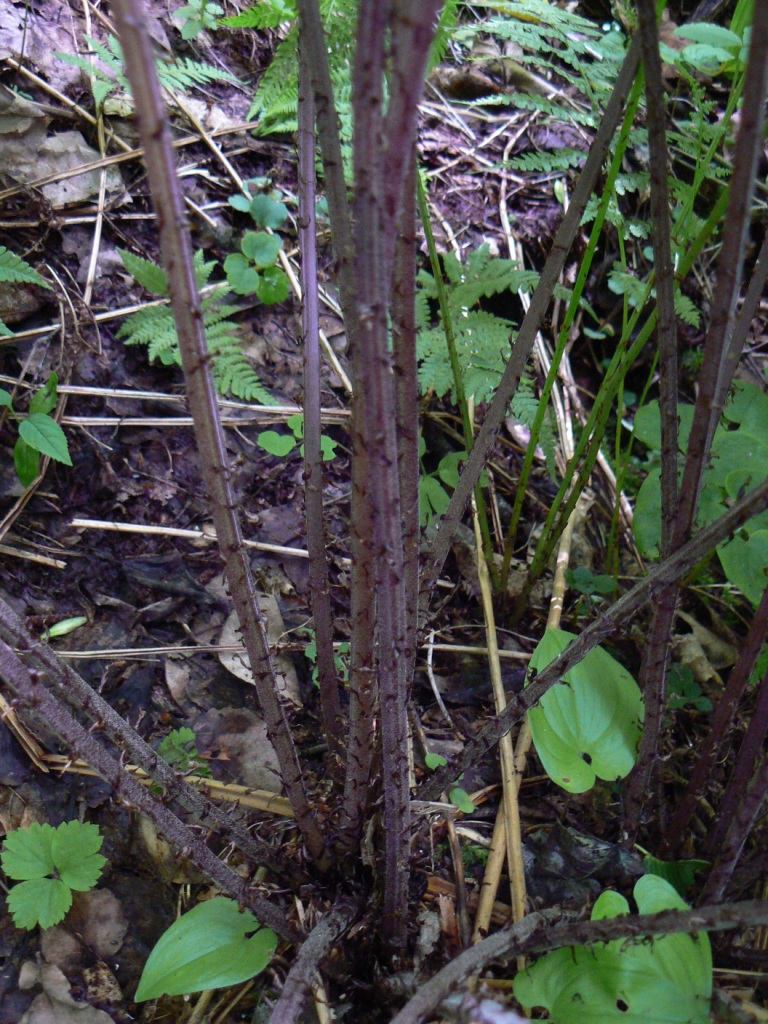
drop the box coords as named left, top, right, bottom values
left=499, top=72, right=644, bottom=592
left=416, top=172, right=498, bottom=588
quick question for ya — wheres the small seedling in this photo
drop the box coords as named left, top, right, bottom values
left=423, top=755, right=475, bottom=813
left=668, top=664, right=713, bottom=713
left=158, top=727, right=211, bottom=778
left=224, top=232, right=290, bottom=303
left=302, top=631, right=349, bottom=686
left=1, top=821, right=106, bottom=930
left=42, top=615, right=88, bottom=641
left=175, top=0, right=224, bottom=39
left=566, top=566, right=618, bottom=598
left=258, top=414, right=338, bottom=462
left=135, top=898, right=277, bottom=1001
left=0, top=373, right=72, bottom=487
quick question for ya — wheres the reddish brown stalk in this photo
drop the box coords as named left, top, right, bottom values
left=702, top=661, right=768, bottom=861
left=294, top=0, right=377, bottom=855
left=0, top=639, right=296, bottom=942
left=111, top=0, right=327, bottom=863
left=0, top=596, right=296, bottom=880
left=419, top=35, right=643, bottom=601
left=298, top=28, right=345, bottom=783
left=419, top=475, right=768, bottom=801
left=625, top=8, right=768, bottom=834
left=663, top=582, right=768, bottom=853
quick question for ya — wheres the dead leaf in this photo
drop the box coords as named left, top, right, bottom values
left=193, top=707, right=282, bottom=793
left=19, top=963, right=115, bottom=1024
left=68, top=890, right=128, bottom=960
left=676, top=610, right=737, bottom=670
left=218, top=598, right=301, bottom=707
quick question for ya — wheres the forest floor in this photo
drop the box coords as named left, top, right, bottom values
left=0, top=0, right=767, bottom=1022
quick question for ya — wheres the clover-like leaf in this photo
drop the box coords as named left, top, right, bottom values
left=240, top=232, right=282, bottom=269
left=51, top=820, right=106, bottom=891
left=18, top=414, right=72, bottom=465
left=257, top=431, right=296, bottom=457
left=527, top=628, right=643, bottom=793
left=224, top=253, right=261, bottom=295
left=513, top=876, right=712, bottom=1024
left=7, top=877, right=73, bottom=931
left=2, top=823, right=57, bottom=880
left=135, top=898, right=277, bottom=1001
left=256, top=266, right=290, bottom=304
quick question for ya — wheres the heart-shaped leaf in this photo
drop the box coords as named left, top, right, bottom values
left=135, top=898, right=277, bottom=1001
left=527, top=628, right=643, bottom=793
left=513, top=875, right=712, bottom=1024
left=257, top=431, right=296, bottom=457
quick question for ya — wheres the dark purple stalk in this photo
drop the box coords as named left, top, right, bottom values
left=419, top=35, right=643, bottom=602
left=419, top=475, right=768, bottom=801
left=298, top=27, right=345, bottom=782
left=268, top=896, right=358, bottom=1024
left=0, top=596, right=297, bottom=881
left=664, top=582, right=768, bottom=853
left=0, top=639, right=296, bottom=942
left=703, top=662, right=768, bottom=860
left=625, top=9, right=768, bottom=833
left=110, top=0, right=327, bottom=864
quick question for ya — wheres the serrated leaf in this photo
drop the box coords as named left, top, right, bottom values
left=118, top=248, right=169, bottom=296
left=51, top=820, right=106, bottom=891
left=248, top=195, right=289, bottom=229
left=256, top=266, right=289, bottom=304
left=257, top=431, right=296, bottom=457
left=29, top=373, right=58, bottom=416
left=13, top=437, right=40, bottom=487
left=241, top=232, right=282, bottom=268
left=135, top=898, right=277, bottom=1001
left=2, top=823, right=57, bottom=880
left=0, top=246, right=49, bottom=288
left=8, top=877, right=72, bottom=930
left=19, top=415, right=72, bottom=465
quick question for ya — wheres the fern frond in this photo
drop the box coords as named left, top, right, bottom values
left=508, top=149, right=586, bottom=173
left=0, top=247, right=48, bottom=289
left=118, top=249, right=168, bottom=296
left=158, top=57, right=236, bottom=92
left=510, top=375, right=558, bottom=479
left=221, top=0, right=296, bottom=29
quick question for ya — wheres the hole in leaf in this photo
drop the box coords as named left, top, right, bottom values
left=581, top=752, right=592, bottom=765
left=616, top=999, right=629, bottom=1012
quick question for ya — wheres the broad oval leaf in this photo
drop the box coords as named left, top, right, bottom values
left=18, top=414, right=72, bottom=465
left=134, top=898, right=277, bottom=1001
left=240, top=232, right=282, bottom=268
left=8, top=877, right=72, bottom=930
left=256, top=266, right=290, bottom=304
left=527, top=628, right=643, bottom=793
left=717, top=530, right=768, bottom=607
left=248, top=194, right=289, bottom=229
left=513, top=876, right=711, bottom=1024
left=14, top=436, right=41, bottom=487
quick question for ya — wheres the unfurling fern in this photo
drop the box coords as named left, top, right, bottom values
left=117, top=250, right=274, bottom=405
left=57, top=35, right=235, bottom=111
left=0, top=247, right=50, bottom=336
left=417, top=244, right=538, bottom=405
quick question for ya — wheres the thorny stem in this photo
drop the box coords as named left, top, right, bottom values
left=419, top=475, right=768, bottom=801
left=389, top=900, right=768, bottom=1024
left=0, top=596, right=297, bottom=881
left=625, top=6, right=768, bottom=833
left=298, top=27, right=345, bottom=783
left=663, top=582, right=768, bottom=853
left=0, top=639, right=296, bottom=942
left=111, top=0, right=328, bottom=864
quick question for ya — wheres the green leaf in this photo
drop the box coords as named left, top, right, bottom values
left=527, top=628, right=643, bottom=793
left=0, top=389, right=13, bottom=410
left=44, top=616, right=88, bottom=640
left=241, top=232, right=282, bottom=268
left=513, top=876, right=712, bottom=1024
left=249, top=195, right=289, bottom=229
left=51, top=821, right=106, bottom=891
left=7, top=877, right=72, bottom=930
left=134, top=898, right=277, bottom=1001
left=643, top=855, right=709, bottom=897
left=319, top=435, right=338, bottom=462
left=2, top=823, right=57, bottom=880
left=224, top=253, right=261, bottom=295
left=0, top=246, right=49, bottom=288
left=717, top=530, right=768, bottom=606
left=674, top=23, right=742, bottom=49
left=229, top=193, right=253, bottom=213
left=256, top=266, right=290, bottom=304
left=448, top=787, right=476, bottom=814
left=257, top=431, right=296, bottom=457
left=19, top=415, right=72, bottom=465
left=13, top=437, right=40, bottom=487
left=29, top=373, right=59, bottom=416
left=118, top=249, right=169, bottom=295
left=424, top=753, right=447, bottom=770
left=420, top=475, right=451, bottom=526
